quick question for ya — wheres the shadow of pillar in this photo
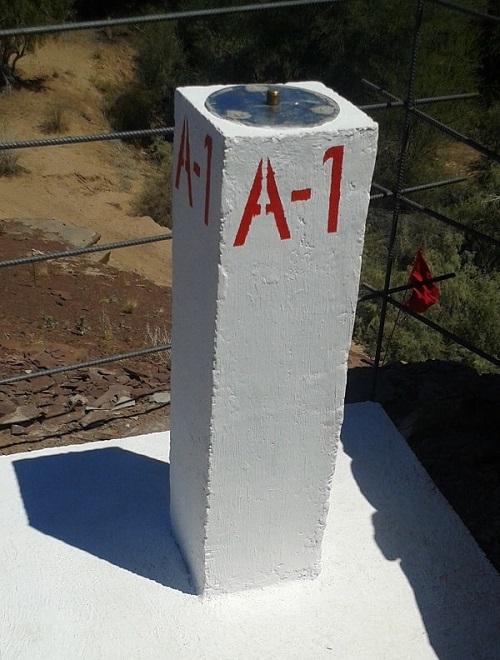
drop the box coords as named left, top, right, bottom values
left=14, top=447, right=194, bottom=594
left=341, top=405, right=500, bottom=660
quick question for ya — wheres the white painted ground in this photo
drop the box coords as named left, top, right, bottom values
left=1, top=402, right=499, bottom=659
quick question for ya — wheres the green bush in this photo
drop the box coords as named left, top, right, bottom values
left=134, top=139, right=172, bottom=228
left=135, top=22, right=187, bottom=121
left=107, top=84, right=154, bottom=139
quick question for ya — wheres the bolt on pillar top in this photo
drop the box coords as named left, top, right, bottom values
left=169, top=82, right=378, bottom=594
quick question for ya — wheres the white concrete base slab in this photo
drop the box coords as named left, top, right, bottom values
left=1, top=402, right=499, bottom=659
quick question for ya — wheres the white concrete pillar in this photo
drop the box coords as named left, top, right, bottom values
left=170, top=82, right=378, bottom=594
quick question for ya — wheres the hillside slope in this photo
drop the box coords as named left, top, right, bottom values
left=0, top=30, right=171, bottom=286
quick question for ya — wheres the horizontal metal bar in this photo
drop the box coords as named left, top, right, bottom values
left=0, top=345, right=171, bottom=387
left=373, top=183, right=500, bottom=249
left=0, top=127, right=173, bottom=152
left=386, top=296, right=500, bottom=369
left=0, top=233, right=172, bottom=269
left=402, top=195, right=500, bottom=249
left=360, top=92, right=478, bottom=112
left=362, top=79, right=500, bottom=164
left=427, top=0, right=500, bottom=23
left=0, top=100, right=477, bottom=157
left=359, top=273, right=455, bottom=302
left=0, top=96, right=478, bottom=152
left=370, top=176, right=466, bottom=200
left=0, top=0, right=342, bottom=39
left=401, top=178, right=467, bottom=194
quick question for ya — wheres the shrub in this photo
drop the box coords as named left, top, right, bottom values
left=39, top=103, right=68, bottom=134
left=0, top=130, right=21, bottom=176
left=0, top=149, right=21, bottom=176
left=135, top=22, right=186, bottom=121
left=107, top=84, right=154, bottom=140
left=133, top=140, right=173, bottom=228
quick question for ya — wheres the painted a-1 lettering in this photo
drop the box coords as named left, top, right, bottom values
left=234, top=158, right=291, bottom=247
left=175, top=117, right=214, bottom=225
left=323, top=145, right=344, bottom=233
left=175, top=118, right=193, bottom=207
left=234, top=144, right=344, bottom=246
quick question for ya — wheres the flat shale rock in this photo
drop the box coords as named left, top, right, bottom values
left=0, top=404, right=41, bottom=427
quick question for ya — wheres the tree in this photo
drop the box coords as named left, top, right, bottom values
left=0, top=0, right=73, bottom=88
left=135, top=21, right=187, bottom=121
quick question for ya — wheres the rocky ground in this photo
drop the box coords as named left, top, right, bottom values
left=0, top=220, right=170, bottom=454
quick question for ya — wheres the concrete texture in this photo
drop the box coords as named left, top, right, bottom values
left=170, top=82, right=378, bottom=593
left=2, top=403, right=500, bottom=659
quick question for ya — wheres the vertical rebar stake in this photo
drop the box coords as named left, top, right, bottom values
left=371, top=0, right=426, bottom=399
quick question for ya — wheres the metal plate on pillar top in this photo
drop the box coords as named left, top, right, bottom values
left=205, top=84, right=340, bottom=127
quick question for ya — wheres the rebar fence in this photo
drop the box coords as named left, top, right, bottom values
left=0, top=0, right=498, bottom=406
left=361, top=0, right=500, bottom=388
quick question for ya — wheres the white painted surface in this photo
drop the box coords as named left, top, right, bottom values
left=170, top=82, right=378, bottom=593
left=2, top=404, right=500, bottom=660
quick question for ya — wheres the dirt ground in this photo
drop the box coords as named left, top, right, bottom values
left=0, top=224, right=170, bottom=454
left=0, top=31, right=173, bottom=451
left=0, top=31, right=171, bottom=287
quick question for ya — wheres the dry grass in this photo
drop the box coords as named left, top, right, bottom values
left=145, top=324, right=171, bottom=366
left=122, top=298, right=138, bottom=314
left=39, top=103, right=69, bottom=134
left=0, top=130, right=22, bottom=177
left=100, top=308, right=114, bottom=341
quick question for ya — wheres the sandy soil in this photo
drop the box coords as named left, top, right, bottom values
left=0, top=30, right=171, bottom=286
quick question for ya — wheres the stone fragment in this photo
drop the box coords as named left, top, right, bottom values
left=25, top=421, right=45, bottom=438
left=11, top=424, right=28, bottom=436
left=79, top=410, right=111, bottom=429
left=91, top=386, right=132, bottom=409
left=42, top=404, right=68, bottom=419
left=35, top=393, right=56, bottom=406
left=124, top=365, right=153, bottom=380
left=10, top=382, right=34, bottom=396
left=31, top=375, right=55, bottom=394
left=87, top=371, right=107, bottom=385
left=41, top=410, right=82, bottom=429
left=146, top=378, right=165, bottom=389
left=29, top=352, right=59, bottom=370
left=132, top=387, right=156, bottom=399
left=112, top=397, right=135, bottom=410
left=0, top=399, right=17, bottom=416
left=97, top=429, right=119, bottom=440
left=76, top=381, right=106, bottom=395
left=58, top=380, right=81, bottom=390
left=51, top=372, right=69, bottom=384
left=69, top=394, right=88, bottom=407
left=94, top=367, right=117, bottom=377
left=0, top=405, right=41, bottom=427
left=151, top=392, right=171, bottom=405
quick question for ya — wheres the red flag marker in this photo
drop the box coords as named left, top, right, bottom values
left=406, top=249, right=440, bottom=313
